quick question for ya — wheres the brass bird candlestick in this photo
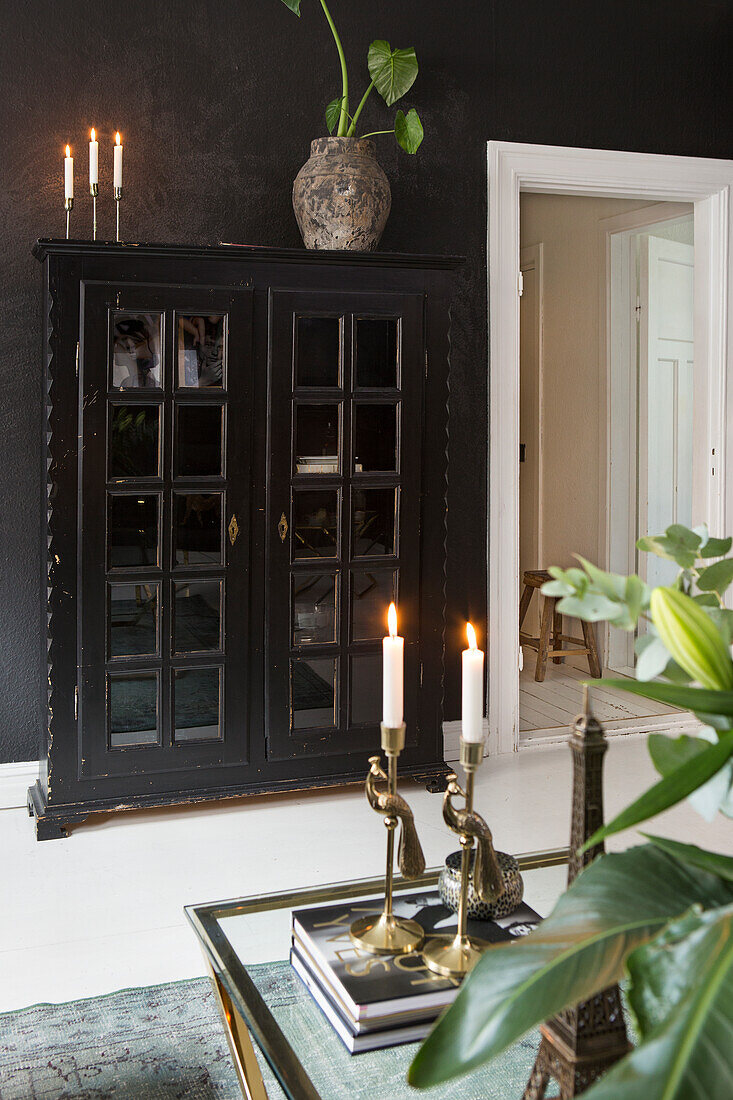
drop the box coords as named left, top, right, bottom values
left=423, top=737, right=500, bottom=978
left=350, top=722, right=426, bottom=955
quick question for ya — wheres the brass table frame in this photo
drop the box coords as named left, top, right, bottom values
left=185, top=848, right=568, bottom=1100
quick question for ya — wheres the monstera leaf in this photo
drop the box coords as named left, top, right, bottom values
left=408, top=846, right=733, bottom=1089
left=367, top=40, right=418, bottom=105
left=583, top=905, right=733, bottom=1100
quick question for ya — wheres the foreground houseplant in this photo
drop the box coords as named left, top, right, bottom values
left=279, top=0, right=423, bottom=249
left=409, top=523, right=733, bottom=1098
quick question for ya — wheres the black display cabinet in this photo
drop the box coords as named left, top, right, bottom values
left=28, top=241, right=461, bottom=839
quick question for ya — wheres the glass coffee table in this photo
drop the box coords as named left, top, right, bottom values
left=185, top=849, right=568, bottom=1100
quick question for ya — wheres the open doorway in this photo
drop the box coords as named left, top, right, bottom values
left=518, top=194, right=693, bottom=742
left=487, top=142, right=733, bottom=756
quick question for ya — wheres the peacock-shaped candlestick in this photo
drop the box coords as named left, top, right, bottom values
left=350, top=723, right=426, bottom=955
left=423, top=737, right=500, bottom=977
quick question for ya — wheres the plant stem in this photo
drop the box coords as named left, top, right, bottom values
left=347, top=80, right=374, bottom=137
left=359, top=129, right=394, bottom=138
left=319, top=0, right=349, bottom=136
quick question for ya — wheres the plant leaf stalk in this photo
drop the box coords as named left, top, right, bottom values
left=346, top=80, right=375, bottom=136
left=319, top=0, right=349, bottom=135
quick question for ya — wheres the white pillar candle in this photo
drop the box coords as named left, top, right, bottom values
left=89, top=128, right=99, bottom=186
left=382, top=602, right=404, bottom=728
left=64, top=145, right=74, bottom=200
left=113, top=131, right=123, bottom=188
left=462, top=622, right=484, bottom=742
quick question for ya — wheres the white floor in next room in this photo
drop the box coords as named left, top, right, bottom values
left=1, top=736, right=729, bottom=1014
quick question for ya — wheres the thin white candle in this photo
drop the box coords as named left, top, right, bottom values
left=382, top=602, right=404, bottom=728
left=113, top=131, right=123, bottom=188
left=64, top=145, right=74, bottom=200
left=89, top=128, right=99, bottom=186
left=462, top=622, right=484, bottom=742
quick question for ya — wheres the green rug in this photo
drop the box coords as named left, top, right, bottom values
left=0, top=966, right=540, bottom=1099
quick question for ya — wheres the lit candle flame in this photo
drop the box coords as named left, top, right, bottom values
left=90, top=127, right=96, bottom=142
left=466, top=622, right=478, bottom=650
left=388, top=602, right=398, bottom=639
left=115, top=131, right=121, bottom=146
left=65, top=145, right=71, bottom=158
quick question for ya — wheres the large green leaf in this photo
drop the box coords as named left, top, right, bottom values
left=643, top=834, right=733, bottom=883
left=583, top=905, right=733, bottom=1100
left=408, top=846, right=733, bottom=1088
left=592, top=677, right=733, bottom=716
left=367, top=40, right=418, bottom=105
left=696, top=557, right=733, bottom=597
left=394, top=107, right=423, bottom=153
left=583, top=730, right=733, bottom=848
left=648, top=729, right=733, bottom=820
left=279, top=0, right=301, bottom=13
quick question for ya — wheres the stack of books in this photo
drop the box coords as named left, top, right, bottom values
left=290, top=888, right=540, bottom=1053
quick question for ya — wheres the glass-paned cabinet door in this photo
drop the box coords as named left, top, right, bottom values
left=78, top=284, right=252, bottom=779
left=266, top=290, right=424, bottom=760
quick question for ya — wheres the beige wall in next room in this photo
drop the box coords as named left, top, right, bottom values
left=520, top=192, right=657, bottom=576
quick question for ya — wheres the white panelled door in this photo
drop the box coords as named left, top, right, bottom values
left=639, top=235, right=695, bottom=589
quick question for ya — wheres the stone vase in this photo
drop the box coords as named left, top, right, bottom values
left=292, top=137, right=391, bottom=251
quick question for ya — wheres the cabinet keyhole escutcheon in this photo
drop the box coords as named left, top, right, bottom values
left=228, top=514, right=239, bottom=546
left=278, top=512, right=288, bottom=542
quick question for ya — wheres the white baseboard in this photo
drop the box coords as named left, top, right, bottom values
left=0, top=761, right=38, bottom=810
left=519, top=712, right=699, bottom=750
left=442, top=720, right=489, bottom=762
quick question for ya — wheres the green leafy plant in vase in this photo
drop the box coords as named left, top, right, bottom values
left=279, top=0, right=424, bottom=250
left=409, top=523, right=733, bottom=1099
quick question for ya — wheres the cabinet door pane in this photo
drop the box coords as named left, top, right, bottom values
left=294, top=405, right=340, bottom=475
left=109, top=405, right=160, bottom=479
left=293, top=489, right=339, bottom=559
left=293, top=573, right=338, bottom=645
left=351, top=570, right=397, bottom=641
left=108, top=494, right=160, bottom=569
left=108, top=583, right=159, bottom=658
left=353, top=404, right=398, bottom=472
left=174, top=579, right=223, bottom=653
left=353, top=488, right=397, bottom=557
left=176, top=405, right=224, bottom=477
left=109, top=672, right=159, bottom=747
left=177, top=315, right=225, bottom=388
left=112, top=312, right=163, bottom=390
left=350, top=654, right=382, bottom=725
left=291, top=658, right=337, bottom=730
left=174, top=666, right=222, bottom=741
left=295, top=317, right=341, bottom=388
left=355, top=318, right=398, bottom=388
left=174, top=492, right=224, bottom=566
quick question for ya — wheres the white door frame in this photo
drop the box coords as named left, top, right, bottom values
left=487, top=140, right=733, bottom=756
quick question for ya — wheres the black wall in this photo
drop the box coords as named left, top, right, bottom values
left=1, top=0, right=731, bottom=762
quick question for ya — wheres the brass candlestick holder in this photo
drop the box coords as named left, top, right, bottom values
left=65, top=197, right=73, bottom=240
left=350, top=723, right=426, bottom=955
left=114, top=186, right=122, bottom=241
left=90, top=182, right=98, bottom=240
left=423, top=737, right=502, bottom=978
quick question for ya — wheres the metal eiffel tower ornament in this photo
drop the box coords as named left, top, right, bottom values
left=522, top=687, right=630, bottom=1099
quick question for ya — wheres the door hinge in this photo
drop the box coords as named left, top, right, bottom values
left=517, top=270, right=524, bottom=297
left=518, top=645, right=524, bottom=672
left=74, top=684, right=79, bottom=720
left=420, top=662, right=424, bottom=687
left=75, top=341, right=80, bottom=378
left=425, top=349, right=429, bottom=379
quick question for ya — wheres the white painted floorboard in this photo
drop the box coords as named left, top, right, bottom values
left=520, top=650, right=678, bottom=735
left=0, top=737, right=729, bottom=1012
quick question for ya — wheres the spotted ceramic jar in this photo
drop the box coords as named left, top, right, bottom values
left=438, top=849, right=525, bottom=920
left=292, top=137, right=391, bottom=251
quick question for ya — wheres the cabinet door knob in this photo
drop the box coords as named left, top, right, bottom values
left=228, top=514, right=239, bottom=546
left=278, top=512, right=288, bottom=542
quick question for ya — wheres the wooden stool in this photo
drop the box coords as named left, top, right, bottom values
left=519, top=570, right=601, bottom=683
